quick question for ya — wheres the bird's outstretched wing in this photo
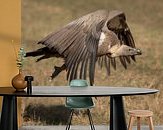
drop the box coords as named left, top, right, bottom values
left=38, top=10, right=109, bottom=85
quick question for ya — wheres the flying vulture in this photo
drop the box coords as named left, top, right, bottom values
left=26, top=10, right=142, bottom=85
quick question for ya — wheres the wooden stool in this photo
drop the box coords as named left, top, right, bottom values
left=128, top=110, right=154, bottom=130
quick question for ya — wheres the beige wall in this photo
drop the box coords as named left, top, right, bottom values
left=0, top=0, right=21, bottom=126
left=0, top=0, right=21, bottom=86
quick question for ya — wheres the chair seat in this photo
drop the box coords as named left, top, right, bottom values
left=65, top=97, right=95, bottom=109
left=128, top=110, right=153, bottom=117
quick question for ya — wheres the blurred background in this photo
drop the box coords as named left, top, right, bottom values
left=22, top=0, right=163, bottom=126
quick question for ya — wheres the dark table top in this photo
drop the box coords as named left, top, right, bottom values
left=0, top=86, right=159, bottom=97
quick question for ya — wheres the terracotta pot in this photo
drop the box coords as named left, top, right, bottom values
left=11, top=71, right=27, bottom=91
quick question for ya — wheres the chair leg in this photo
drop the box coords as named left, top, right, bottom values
left=137, top=117, right=141, bottom=130
left=87, top=109, right=95, bottom=130
left=148, top=116, right=154, bottom=130
left=128, top=116, right=134, bottom=130
left=66, top=109, right=74, bottom=130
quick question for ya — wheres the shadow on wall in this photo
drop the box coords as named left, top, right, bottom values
left=23, top=104, right=71, bottom=125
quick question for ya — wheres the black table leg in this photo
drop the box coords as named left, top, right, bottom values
left=110, top=96, right=127, bottom=130
left=0, top=96, right=18, bottom=130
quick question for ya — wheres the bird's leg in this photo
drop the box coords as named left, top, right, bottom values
left=51, top=64, right=66, bottom=79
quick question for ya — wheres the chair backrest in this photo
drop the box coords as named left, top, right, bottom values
left=69, top=79, right=88, bottom=87
left=66, top=79, right=94, bottom=109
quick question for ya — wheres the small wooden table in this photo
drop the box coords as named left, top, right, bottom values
left=0, top=86, right=159, bottom=130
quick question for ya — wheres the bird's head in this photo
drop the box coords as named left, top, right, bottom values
left=110, top=45, right=142, bottom=57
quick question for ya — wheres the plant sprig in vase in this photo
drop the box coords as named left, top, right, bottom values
left=16, top=47, right=26, bottom=72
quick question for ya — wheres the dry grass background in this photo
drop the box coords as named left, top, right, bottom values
left=22, top=0, right=163, bottom=126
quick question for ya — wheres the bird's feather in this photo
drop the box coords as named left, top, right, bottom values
left=104, top=55, right=111, bottom=75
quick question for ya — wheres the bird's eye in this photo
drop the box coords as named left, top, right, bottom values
left=129, top=49, right=132, bottom=51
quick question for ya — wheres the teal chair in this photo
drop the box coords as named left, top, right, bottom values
left=65, top=79, right=95, bottom=130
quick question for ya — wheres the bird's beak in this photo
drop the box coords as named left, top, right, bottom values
left=137, top=49, right=142, bottom=55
